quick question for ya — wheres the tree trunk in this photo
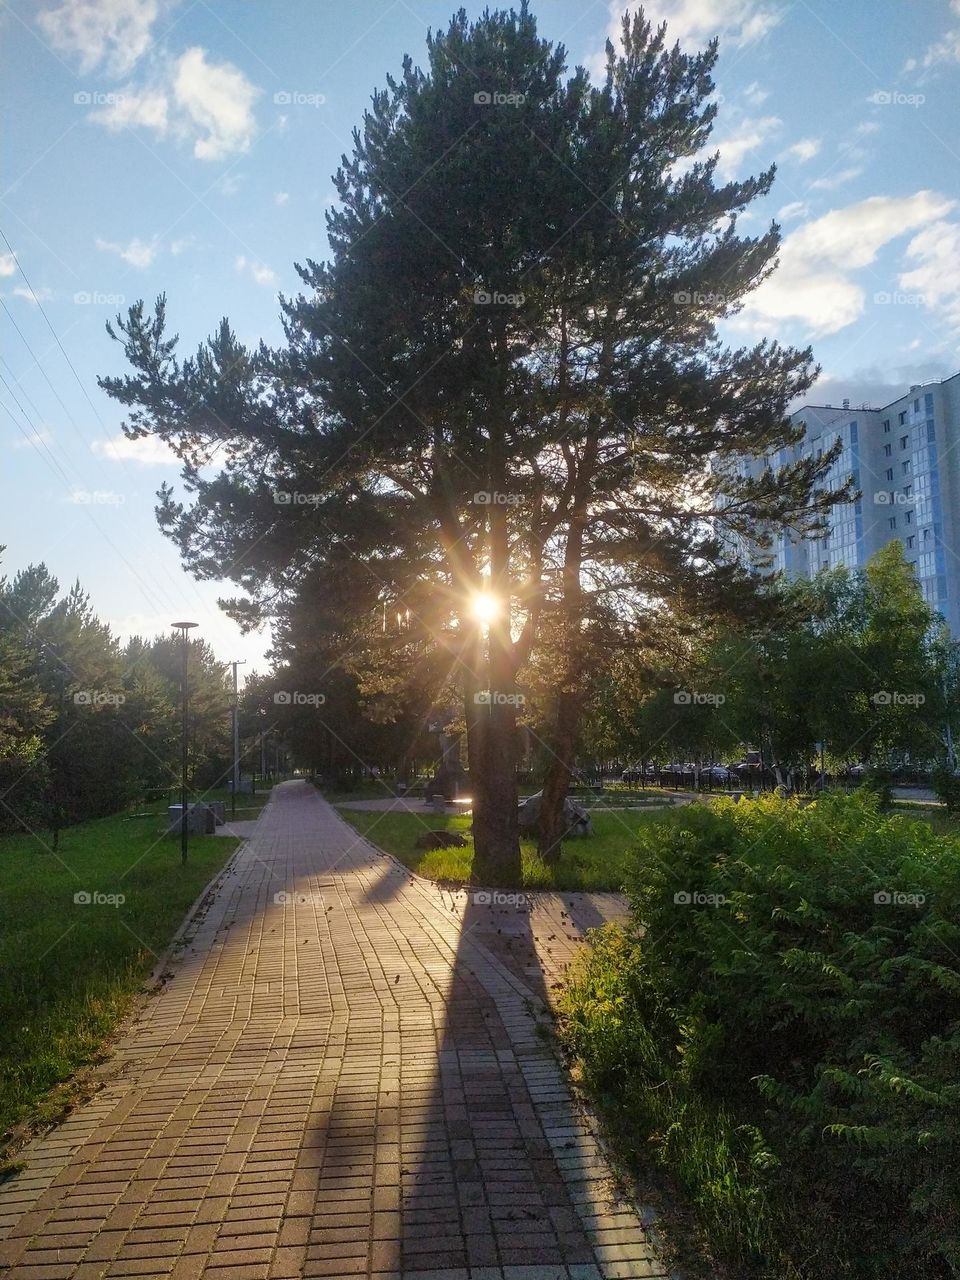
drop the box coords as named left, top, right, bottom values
left=534, top=326, right=610, bottom=862
left=469, top=622, right=521, bottom=884
left=537, top=688, right=580, bottom=862
left=468, top=324, right=520, bottom=885
left=472, top=712, right=519, bottom=882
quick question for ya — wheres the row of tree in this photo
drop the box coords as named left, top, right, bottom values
left=580, top=543, right=959, bottom=786
left=253, top=541, right=957, bottom=798
left=0, top=551, right=270, bottom=840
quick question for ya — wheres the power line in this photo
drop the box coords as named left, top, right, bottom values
left=0, top=396, right=74, bottom=489
left=0, top=227, right=109, bottom=432
left=0, top=258, right=212, bottom=618
left=0, top=352, right=184, bottom=618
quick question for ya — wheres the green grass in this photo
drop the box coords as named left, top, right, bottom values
left=135, top=784, right=275, bottom=819
left=336, top=804, right=678, bottom=890
left=0, top=800, right=253, bottom=1160
left=319, top=778, right=410, bottom=804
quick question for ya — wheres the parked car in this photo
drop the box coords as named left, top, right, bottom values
left=701, top=764, right=733, bottom=783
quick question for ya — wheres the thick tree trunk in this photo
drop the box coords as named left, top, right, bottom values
left=470, top=613, right=520, bottom=883
left=468, top=326, right=521, bottom=885
left=472, top=716, right=519, bottom=882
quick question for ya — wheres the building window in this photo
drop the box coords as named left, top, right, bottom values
left=889, top=517, right=896, bottom=529
left=907, top=535, right=915, bottom=549
left=885, top=468, right=894, bottom=480
left=925, top=393, right=934, bottom=413
left=899, top=411, right=907, bottom=424
left=904, top=484, right=913, bottom=497
left=914, top=398, right=920, bottom=413
left=884, top=443, right=892, bottom=456
left=902, top=460, right=911, bottom=474
left=906, top=510, right=913, bottom=524
left=928, top=421, right=936, bottom=442
left=900, top=435, right=908, bottom=449
left=883, top=419, right=891, bottom=432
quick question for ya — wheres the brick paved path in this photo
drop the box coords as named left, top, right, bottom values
left=0, top=781, right=671, bottom=1280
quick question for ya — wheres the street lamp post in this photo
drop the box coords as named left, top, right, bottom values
left=230, top=660, right=246, bottom=818
left=172, top=622, right=198, bottom=865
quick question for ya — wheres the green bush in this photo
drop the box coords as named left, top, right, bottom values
left=859, top=764, right=894, bottom=808
left=932, top=762, right=960, bottom=816
left=559, top=793, right=960, bottom=1279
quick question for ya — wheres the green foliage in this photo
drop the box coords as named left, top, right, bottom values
left=0, top=554, right=236, bottom=835
left=860, top=764, right=894, bottom=808
left=559, top=792, right=960, bottom=1278
left=612, top=545, right=955, bottom=779
left=932, top=762, right=960, bottom=816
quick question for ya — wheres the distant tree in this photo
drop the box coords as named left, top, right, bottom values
left=0, top=565, right=53, bottom=832
left=144, top=635, right=231, bottom=790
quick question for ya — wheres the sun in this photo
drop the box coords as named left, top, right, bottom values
left=469, top=592, right=500, bottom=626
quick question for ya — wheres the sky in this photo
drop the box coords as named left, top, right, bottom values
left=2, top=0, right=959, bottom=676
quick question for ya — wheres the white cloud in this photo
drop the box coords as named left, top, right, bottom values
left=808, top=166, right=864, bottom=191
left=274, top=191, right=289, bottom=206
left=783, top=137, right=820, bottom=162
left=87, top=46, right=259, bottom=163
left=96, top=235, right=159, bottom=268
left=808, top=360, right=953, bottom=411
left=11, top=285, right=53, bottom=304
left=91, top=86, right=168, bottom=132
left=637, top=0, right=780, bottom=47
left=738, top=190, right=955, bottom=337
left=174, top=47, right=258, bottom=161
left=36, top=0, right=161, bottom=76
left=899, top=219, right=960, bottom=330
left=92, top=433, right=178, bottom=465
left=170, top=235, right=195, bottom=255
left=777, top=200, right=809, bottom=221
left=904, top=18, right=960, bottom=72
left=235, top=255, right=276, bottom=287
left=0, top=252, right=17, bottom=277
left=11, top=429, right=53, bottom=450
left=591, top=0, right=781, bottom=76
left=713, top=114, right=781, bottom=178
left=742, top=80, right=769, bottom=105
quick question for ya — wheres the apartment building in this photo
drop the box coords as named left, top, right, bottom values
left=738, top=372, right=960, bottom=634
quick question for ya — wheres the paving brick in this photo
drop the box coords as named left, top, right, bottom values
left=0, top=783, right=668, bottom=1280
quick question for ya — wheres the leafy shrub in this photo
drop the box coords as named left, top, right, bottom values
left=932, top=762, right=960, bottom=816
left=859, top=764, right=894, bottom=807
left=559, top=793, right=960, bottom=1279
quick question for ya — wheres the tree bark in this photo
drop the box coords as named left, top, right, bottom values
left=538, top=688, right=581, bottom=862
left=467, top=324, right=521, bottom=885
left=535, top=326, right=609, bottom=861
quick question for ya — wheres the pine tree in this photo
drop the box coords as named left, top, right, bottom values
left=99, top=4, right=848, bottom=878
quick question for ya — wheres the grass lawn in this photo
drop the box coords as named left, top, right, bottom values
left=335, top=804, right=677, bottom=891
left=0, top=795, right=263, bottom=1165
left=135, top=783, right=275, bottom=820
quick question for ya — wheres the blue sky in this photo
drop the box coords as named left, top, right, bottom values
left=2, top=0, right=959, bottom=674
